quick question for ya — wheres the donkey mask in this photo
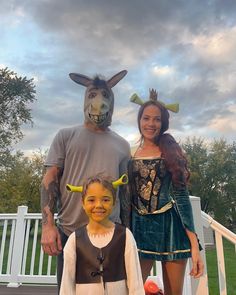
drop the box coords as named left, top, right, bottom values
left=69, top=70, right=127, bottom=128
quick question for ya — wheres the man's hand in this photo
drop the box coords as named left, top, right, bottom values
left=41, top=224, right=62, bottom=256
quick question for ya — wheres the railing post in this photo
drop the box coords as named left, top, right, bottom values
left=7, top=206, right=28, bottom=288
left=215, top=231, right=227, bottom=295
left=189, top=196, right=209, bottom=295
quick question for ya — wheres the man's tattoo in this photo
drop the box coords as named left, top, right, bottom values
left=41, top=209, right=48, bottom=225
left=41, top=181, right=60, bottom=225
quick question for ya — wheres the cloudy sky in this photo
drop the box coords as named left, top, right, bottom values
left=1, top=0, right=236, bottom=154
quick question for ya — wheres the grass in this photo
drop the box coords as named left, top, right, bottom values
left=205, top=238, right=236, bottom=295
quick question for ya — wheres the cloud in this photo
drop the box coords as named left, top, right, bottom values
left=1, top=0, right=235, bottom=154
left=208, top=103, right=236, bottom=134
left=152, top=65, right=175, bottom=76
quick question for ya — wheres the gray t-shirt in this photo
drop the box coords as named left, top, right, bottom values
left=45, top=125, right=131, bottom=235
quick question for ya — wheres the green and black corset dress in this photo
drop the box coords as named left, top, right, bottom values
left=128, top=156, right=198, bottom=261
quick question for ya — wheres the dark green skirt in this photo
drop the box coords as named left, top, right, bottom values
left=131, top=207, right=192, bottom=261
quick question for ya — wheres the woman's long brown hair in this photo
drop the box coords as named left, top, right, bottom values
left=137, top=101, right=189, bottom=187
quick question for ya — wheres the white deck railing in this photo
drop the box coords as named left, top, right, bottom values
left=0, top=207, right=57, bottom=287
left=0, top=197, right=236, bottom=295
left=201, top=211, right=236, bottom=295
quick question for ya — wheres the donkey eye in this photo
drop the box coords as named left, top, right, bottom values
left=88, top=92, right=96, bottom=99
left=102, top=90, right=109, bottom=98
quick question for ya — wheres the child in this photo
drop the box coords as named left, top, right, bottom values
left=60, top=174, right=145, bottom=295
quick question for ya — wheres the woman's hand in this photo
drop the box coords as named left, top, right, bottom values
left=185, top=229, right=204, bottom=278
left=189, top=246, right=204, bottom=278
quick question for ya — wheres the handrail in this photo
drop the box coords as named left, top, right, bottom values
left=201, top=211, right=236, bottom=244
left=0, top=214, right=18, bottom=219
left=201, top=210, right=236, bottom=295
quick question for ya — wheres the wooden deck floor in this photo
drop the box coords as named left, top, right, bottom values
left=0, top=285, right=57, bottom=295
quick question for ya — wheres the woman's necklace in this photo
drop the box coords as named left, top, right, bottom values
left=136, top=143, right=161, bottom=157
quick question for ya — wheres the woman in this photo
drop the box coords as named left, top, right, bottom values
left=128, top=90, right=204, bottom=295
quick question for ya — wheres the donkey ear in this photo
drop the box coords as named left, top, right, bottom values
left=69, top=73, right=92, bottom=87
left=107, top=70, right=128, bottom=88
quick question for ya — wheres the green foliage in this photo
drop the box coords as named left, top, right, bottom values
left=0, top=150, right=46, bottom=213
left=0, top=67, right=36, bottom=153
left=182, top=138, right=236, bottom=230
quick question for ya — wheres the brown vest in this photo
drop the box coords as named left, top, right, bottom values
left=75, top=223, right=127, bottom=284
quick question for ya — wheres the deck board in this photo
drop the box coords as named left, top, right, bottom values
left=0, top=285, right=57, bottom=295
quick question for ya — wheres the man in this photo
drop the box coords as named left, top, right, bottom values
left=40, top=70, right=131, bottom=290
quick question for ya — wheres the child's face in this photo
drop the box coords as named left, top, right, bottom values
left=82, top=182, right=114, bottom=224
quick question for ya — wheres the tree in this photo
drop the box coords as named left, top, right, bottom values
left=0, top=67, right=36, bottom=154
left=206, top=140, right=236, bottom=230
left=182, top=137, right=209, bottom=206
left=182, top=138, right=236, bottom=231
left=0, top=150, right=46, bottom=213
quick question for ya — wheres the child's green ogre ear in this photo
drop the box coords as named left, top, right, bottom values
left=66, top=174, right=128, bottom=193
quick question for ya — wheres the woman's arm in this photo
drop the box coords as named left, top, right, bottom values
left=172, top=184, right=196, bottom=232
left=172, top=175, right=204, bottom=278
left=185, top=229, right=204, bottom=278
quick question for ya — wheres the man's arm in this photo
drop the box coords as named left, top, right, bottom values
left=119, top=183, right=132, bottom=228
left=119, top=150, right=132, bottom=228
left=40, top=166, right=62, bottom=256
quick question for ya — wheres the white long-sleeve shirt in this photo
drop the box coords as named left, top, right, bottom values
left=60, top=227, right=145, bottom=295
